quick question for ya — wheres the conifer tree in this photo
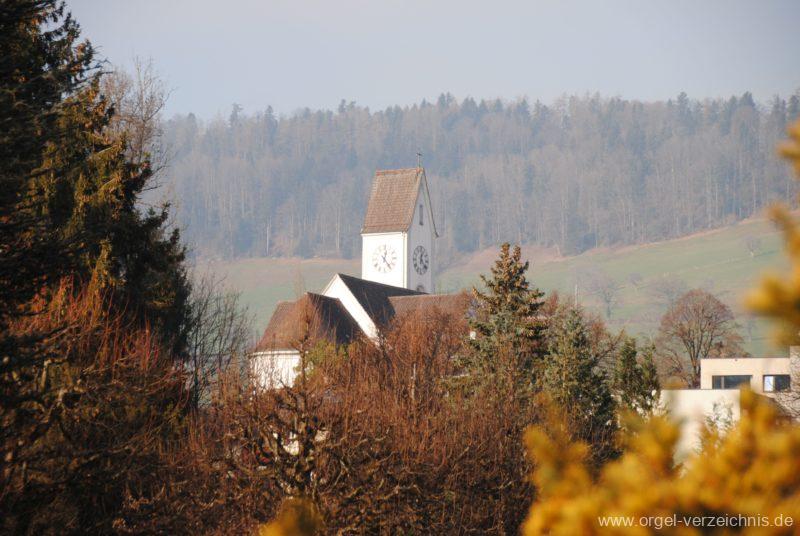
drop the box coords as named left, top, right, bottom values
left=33, top=79, right=191, bottom=354
left=1, top=1, right=190, bottom=354
left=465, top=243, right=545, bottom=393
left=2, top=3, right=193, bottom=529
left=612, top=337, right=660, bottom=415
left=0, top=0, right=97, bottom=318
left=541, top=309, right=618, bottom=464
left=1, top=0, right=102, bottom=474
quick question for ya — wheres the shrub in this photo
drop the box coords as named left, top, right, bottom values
left=523, top=390, right=800, bottom=535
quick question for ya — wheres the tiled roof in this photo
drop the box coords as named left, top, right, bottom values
left=256, top=276, right=470, bottom=351
left=388, top=292, right=471, bottom=320
left=362, top=168, right=425, bottom=234
left=255, top=292, right=360, bottom=351
left=336, top=273, right=423, bottom=327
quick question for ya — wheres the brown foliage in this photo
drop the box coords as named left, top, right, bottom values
left=116, top=383, right=285, bottom=534
left=186, top=302, right=534, bottom=534
left=1, top=281, right=190, bottom=534
left=1, top=279, right=616, bottom=534
left=313, top=307, right=534, bottom=534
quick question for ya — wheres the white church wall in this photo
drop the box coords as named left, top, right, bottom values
left=252, top=349, right=301, bottom=388
left=406, top=190, right=434, bottom=293
left=361, top=232, right=407, bottom=288
left=321, top=274, right=379, bottom=339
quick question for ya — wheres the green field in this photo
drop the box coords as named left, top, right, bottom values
left=199, top=257, right=359, bottom=340
left=202, top=217, right=790, bottom=356
left=439, top=217, right=789, bottom=356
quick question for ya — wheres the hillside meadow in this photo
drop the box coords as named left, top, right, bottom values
left=204, top=215, right=789, bottom=356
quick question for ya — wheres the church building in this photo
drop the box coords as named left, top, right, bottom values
left=360, top=168, right=436, bottom=293
left=252, top=167, right=468, bottom=387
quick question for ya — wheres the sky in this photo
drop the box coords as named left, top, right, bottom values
left=66, top=0, right=800, bottom=119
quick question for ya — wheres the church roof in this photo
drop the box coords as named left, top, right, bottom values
left=336, top=273, right=423, bottom=327
left=255, top=292, right=360, bottom=351
left=361, top=168, right=438, bottom=235
left=388, top=292, right=471, bottom=320
left=257, top=275, right=471, bottom=352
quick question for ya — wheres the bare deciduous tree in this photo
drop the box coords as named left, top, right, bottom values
left=1, top=281, right=191, bottom=534
left=210, top=296, right=540, bottom=533
left=648, top=275, right=688, bottom=307
left=655, top=289, right=747, bottom=387
left=744, top=235, right=763, bottom=258
left=316, top=308, right=534, bottom=533
left=102, top=57, right=169, bottom=177
left=186, top=270, right=253, bottom=406
left=588, top=270, right=620, bottom=319
left=627, top=272, right=644, bottom=291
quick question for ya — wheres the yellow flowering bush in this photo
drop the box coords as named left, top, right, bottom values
left=747, top=120, right=800, bottom=344
left=523, top=390, right=800, bottom=535
left=258, top=499, right=321, bottom=536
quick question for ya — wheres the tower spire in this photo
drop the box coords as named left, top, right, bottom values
left=416, top=151, right=422, bottom=169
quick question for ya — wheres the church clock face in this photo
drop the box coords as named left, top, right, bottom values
left=412, top=245, right=429, bottom=275
left=372, top=244, right=397, bottom=273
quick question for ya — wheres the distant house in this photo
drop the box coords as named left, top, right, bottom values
left=251, top=167, right=469, bottom=388
left=661, top=350, right=798, bottom=459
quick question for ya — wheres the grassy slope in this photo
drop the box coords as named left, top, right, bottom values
left=200, top=257, right=360, bottom=338
left=203, top=217, right=789, bottom=356
left=440, top=217, right=788, bottom=356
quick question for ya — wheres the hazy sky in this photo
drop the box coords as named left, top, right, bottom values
left=66, top=0, right=800, bottom=118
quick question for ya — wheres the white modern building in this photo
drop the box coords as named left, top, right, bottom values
left=661, top=350, right=797, bottom=459
left=699, top=354, right=795, bottom=394
left=251, top=167, right=467, bottom=388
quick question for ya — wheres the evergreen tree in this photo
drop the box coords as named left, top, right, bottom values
left=464, top=243, right=545, bottom=393
left=1, top=0, right=101, bottom=466
left=2, top=3, right=193, bottom=529
left=611, top=337, right=660, bottom=415
left=541, top=309, right=618, bottom=464
left=1, top=1, right=189, bottom=355
left=33, top=80, right=191, bottom=354
left=0, top=0, right=97, bottom=319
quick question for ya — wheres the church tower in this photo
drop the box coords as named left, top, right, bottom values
left=360, top=167, right=438, bottom=292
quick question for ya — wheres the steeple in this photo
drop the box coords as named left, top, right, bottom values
left=360, top=167, right=437, bottom=292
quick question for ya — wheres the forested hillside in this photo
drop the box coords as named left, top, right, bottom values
left=162, top=92, right=800, bottom=262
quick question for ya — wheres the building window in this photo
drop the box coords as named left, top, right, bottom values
left=711, top=375, right=752, bottom=389
left=419, top=204, right=423, bottom=225
left=763, top=374, right=791, bottom=392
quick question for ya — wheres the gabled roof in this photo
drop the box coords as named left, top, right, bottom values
left=258, top=276, right=471, bottom=350
left=388, top=292, right=471, bottom=320
left=361, top=168, right=438, bottom=235
left=255, top=292, right=360, bottom=351
left=335, top=273, right=423, bottom=328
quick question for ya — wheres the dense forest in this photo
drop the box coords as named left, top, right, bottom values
left=160, top=92, right=800, bottom=263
